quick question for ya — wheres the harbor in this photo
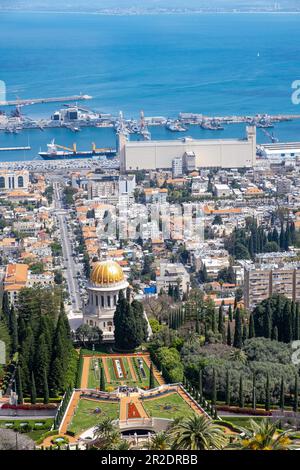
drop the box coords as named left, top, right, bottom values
left=0, top=146, right=31, bottom=152
left=0, top=94, right=92, bottom=107
left=1, top=101, right=300, bottom=137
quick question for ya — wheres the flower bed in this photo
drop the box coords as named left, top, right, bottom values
left=127, top=402, right=141, bottom=419
left=2, top=403, right=57, bottom=410
left=112, top=358, right=126, bottom=380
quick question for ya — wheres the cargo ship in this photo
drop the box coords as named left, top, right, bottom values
left=39, top=140, right=116, bottom=160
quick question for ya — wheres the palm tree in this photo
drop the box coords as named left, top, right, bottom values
left=147, top=432, right=171, bottom=450
left=229, top=349, right=247, bottom=364
left=94, top=417, right=115, bottom=439
left=238, top=419, right=294, bottom=450
left=170, top=415, right=228, bottom=450
left=93, top=418, right=122, bottom=450
left=117, top=439, right=131, bottom=450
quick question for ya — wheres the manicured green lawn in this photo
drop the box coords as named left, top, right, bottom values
left=0, top=418, right=53, bottom=442
left=87, top=355, right=159, bottom=390
left=88, top=357, right=101, bottom=388
left=142, top=393, right=195, bottom=420
left=67, top=399, right=119, bottom=436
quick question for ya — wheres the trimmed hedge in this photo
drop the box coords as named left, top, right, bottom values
left=216, top=405, right=272, bottom=416
left=214, top=419, right=243, bottom=434
left=35, top=430, right=59, bottom=445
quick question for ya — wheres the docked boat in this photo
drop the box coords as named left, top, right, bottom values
left=39, top=140, right=116, bottom=160
left=166, top=120, right=187, bottom=132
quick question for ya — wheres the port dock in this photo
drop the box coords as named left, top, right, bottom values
left=0, top=146, right=31, bottom=152
left=0, top=94, right=92, bottom=107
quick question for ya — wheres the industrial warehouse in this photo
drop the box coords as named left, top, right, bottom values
left=119, top=126, right=257, bottom=172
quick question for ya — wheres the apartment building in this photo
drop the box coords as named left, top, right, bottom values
left=156, top=262, right=190, bottom=296
left=244, top=262, right=300, bottom=309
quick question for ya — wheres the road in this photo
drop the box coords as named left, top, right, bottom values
left=52, top=181, right=83, bottom=328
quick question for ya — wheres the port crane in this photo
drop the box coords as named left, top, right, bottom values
left=92, top=143, right=114, bottom=153
left=262, top=129, right=279, bottom=143
left=55, top=143, right=77, bottom=153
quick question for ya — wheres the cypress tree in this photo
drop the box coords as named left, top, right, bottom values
left=233, top=308, right=243, bottom=349
left=199, top=369, right=203, bottom=401
left=34, top=333, right=50, bottom=395
left=263, top=302, right=272, bottom=339
left=196, top=315, right=200, bottom=334
left=284, top=224, right=290, bottom=251
left=248, top=313, right=255, bottom=339
left=228, top=305, right=233, bottom=322
left=31, top=372, right=37, bottom=405
left=100, top=365, right=106, bottom=391
left=265, top=373, right=270, bottom=412
left=226, top=321, right=232, bottom=346
left=16, top=365, right=23, bottom=404
left=272, top=326, right=278, bottom=341
left=2, top=291, right=10, bottom=325
left=283, top=302, right=293, bottom=343
left=293, top=374, right=298, bottom=413
left=239, top=374, right=244, bottom=408
left=149, top=362, right=155, bottom=390
left=114, top=292, right=140, bottom=350
left=279, top=223, right=285, bottom=250
left=279, top=377, right=285, bottom=412
left=272, top=227, right=279, bottom=245
left=252, top=372, right=257, bottom=410
left=242, top=323, right=248, bottom=344
left=212, top=369, right=217, bottom=406
left=43, top=368, right=49, bottom=404
left=225, top=369, right=231, bottom=406
left=218, top=306, right=225, bottom=340
left=211, top=310, right=217, bottom=334
left=9, top=305, right=18, bottom=354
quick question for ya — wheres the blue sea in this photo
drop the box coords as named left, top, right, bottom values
left=0, top=11, right=300, bottom=161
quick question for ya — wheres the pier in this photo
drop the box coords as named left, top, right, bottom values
left=0, top=146, right=31, bottom=152
left=0, top=94, right=92, bottom=107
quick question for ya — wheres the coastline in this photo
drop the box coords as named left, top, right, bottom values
left=1, top=10, right=300, bottom=16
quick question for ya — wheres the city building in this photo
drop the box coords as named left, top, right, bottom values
left=183, top=151, right=196, bottom=173
left=244, top=262, right=300, bottom=309
left=84, top=260, right=129, bottom=341
left=119, top=126, right=256, bottom=171
left=214, top=183, right=231, bottom=198
left=156, top=262, right=190, bottom=296
left=276, top=177, right=292, bottom=195
left=0, top=170, right=29, bottom=192
left=259, top=142, right=300, bottom=161
left=1, top=263, right=54, bottom=304
left=87, top=174, right=119, bottom=201
left=172, top=157, right=183, bottom=178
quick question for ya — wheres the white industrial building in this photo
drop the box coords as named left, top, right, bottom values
left=259, top=142, right=300, bottom=161
left=119, top=126, right=256, bottom=172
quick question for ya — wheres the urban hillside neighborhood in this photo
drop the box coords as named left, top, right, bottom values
left=1, top=135, right=300, bottom=450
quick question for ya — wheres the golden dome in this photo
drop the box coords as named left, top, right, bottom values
left=90, top=260, right=125, bottom=286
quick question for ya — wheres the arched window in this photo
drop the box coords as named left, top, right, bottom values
left=18, top=176, right=24, bottom=188
left=0, top=177, right=5, bottom=188
left=107, top=296, right=111, bottom=307
left=101, top=296, right=104, bottom=307
left=96, top=296, right=98, bottom=307
left=114, top=295, right=117, bottom=306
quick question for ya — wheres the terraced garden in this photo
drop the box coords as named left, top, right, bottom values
left=87, top=355, right=159, bottom=390
left=142, top=392, right=195, bottom=420
left=67, top=399, right=119, bottom=436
